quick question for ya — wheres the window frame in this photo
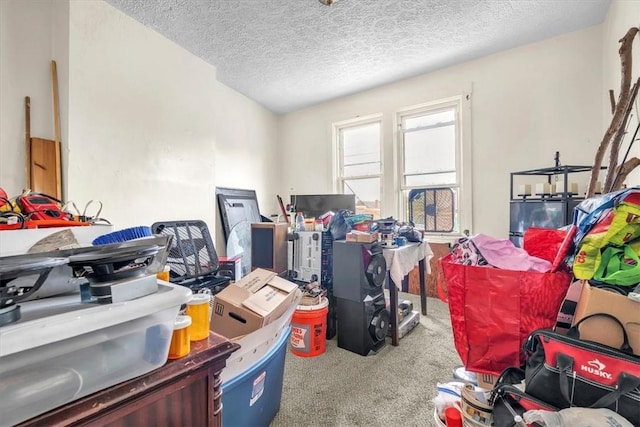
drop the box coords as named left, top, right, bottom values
left=331, top=114, right=384, bottom=216
left=394, top=93, right=472, bottom=239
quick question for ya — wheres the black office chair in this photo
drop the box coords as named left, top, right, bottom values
left=151, top=220, right=230, bottom=295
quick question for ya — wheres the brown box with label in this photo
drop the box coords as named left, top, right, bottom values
left=211, top=268, right=301, bottom=339
left=345, top=231, right=379, bottom=243
left=469, top=371, right=498, bottom=390
left=572, top=283, right=640, bottom=356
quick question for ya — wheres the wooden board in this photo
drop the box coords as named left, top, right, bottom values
left=51, top=60, right=62, bottom=198
left=25, top=96, right=31, bottom=189
left=30, top=137, right=59, bottom=197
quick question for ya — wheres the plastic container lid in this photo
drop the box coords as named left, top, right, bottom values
left=296, top=297, right=329, bottom=311
left=188, top=293, right=211, bottom=305
left=174, top=315, right=192, bottom=330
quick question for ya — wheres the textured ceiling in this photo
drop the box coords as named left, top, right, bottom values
left=106, top=0, right=611, bottom=114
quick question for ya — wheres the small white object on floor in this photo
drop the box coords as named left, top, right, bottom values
left=452, top=366, right=477, bottom=385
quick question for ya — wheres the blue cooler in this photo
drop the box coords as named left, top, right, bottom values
left=222, top=327, right=290, bottom=427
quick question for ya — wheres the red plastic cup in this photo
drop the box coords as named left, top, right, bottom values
left=444, top=407, right=462, bottom=427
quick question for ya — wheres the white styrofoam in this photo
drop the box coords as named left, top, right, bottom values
left=0, top=224, right=114, bottom=256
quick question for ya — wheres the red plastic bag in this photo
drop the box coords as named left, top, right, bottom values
left=523, top=227, right=568, bottom=264
left=439, top=254, right=571, bottom=376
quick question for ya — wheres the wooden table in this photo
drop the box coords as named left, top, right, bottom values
left=383, top=241, right=433, bottom=346
left=18, top=333, right=239, bottom=427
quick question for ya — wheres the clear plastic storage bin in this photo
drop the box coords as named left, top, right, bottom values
left=0, top=282, right=191, bottom=426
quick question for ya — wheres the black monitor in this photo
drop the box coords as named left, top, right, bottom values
left=290, top=194, right=356, bottom=218
left=216, top=187, right=262, bottom=242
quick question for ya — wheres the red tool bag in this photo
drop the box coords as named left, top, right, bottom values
left=523, top=317, right=640, bottom=426
left=438, top=254, right=572, bottom=376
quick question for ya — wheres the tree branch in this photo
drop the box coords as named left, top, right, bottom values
left=587, top=27, right=639, bottom=197
left=610, top=89, right=616, bottom=114
left=604, top=79, right=640, bottom=192
left=611, top=157, right=640, bottom=192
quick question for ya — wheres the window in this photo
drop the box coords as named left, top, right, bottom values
left=397, top=95, right=471, bottom=235
left=334, top=116, right=382, bottom=219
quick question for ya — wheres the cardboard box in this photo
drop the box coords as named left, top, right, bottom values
left=472, top=371, right=498, bottom=390
left=572, top=283, right=640, bottom=356
left=218, top=255, right=242, bottom=282
left=211, top=268, right=301, bottom=339
left=345, top=231, right=379, bottom=243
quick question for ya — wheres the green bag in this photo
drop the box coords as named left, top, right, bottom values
left=573, top=201, right=640, bottom=279
left=592, top=244, right=640, bottom=286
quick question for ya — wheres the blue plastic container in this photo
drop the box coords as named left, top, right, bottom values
left=222, top=327, right=290, bottom=427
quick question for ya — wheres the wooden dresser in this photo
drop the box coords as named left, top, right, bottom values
left=18, top=332, right=239, bottom=427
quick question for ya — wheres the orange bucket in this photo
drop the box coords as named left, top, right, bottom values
left=290, top=298, right=329, bottom=357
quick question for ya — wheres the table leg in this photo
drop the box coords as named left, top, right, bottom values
left=419, top=258, right=427, bottom=316
left=388, top=271, right=399, bottom=346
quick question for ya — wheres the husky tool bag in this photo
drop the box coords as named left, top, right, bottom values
left=439, top=254, right=571, bottom=375
left=489, top=367, right=557, bottom=427
left=524, top=319, right=640, bottom=425
left=492, top=384, right=558, bottom=427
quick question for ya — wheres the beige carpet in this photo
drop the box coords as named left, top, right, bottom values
left=270, top=293, right=461, bottom=427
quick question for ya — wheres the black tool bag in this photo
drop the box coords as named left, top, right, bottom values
left=492, top=384, right=558, bottom=427
left=490, top=367, right=557, bottom=427
left=523, top=314, right=640, bottom=426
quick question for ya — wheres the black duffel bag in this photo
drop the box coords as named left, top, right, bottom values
left=524, top=314, right=640, bottom=425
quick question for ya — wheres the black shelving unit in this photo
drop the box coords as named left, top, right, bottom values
left=509, top=164, right=604, bottom=247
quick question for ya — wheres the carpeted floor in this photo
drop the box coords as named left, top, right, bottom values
left=270, top=293, right=461, bottom=427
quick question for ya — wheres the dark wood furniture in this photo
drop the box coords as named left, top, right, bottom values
left=251, top=222, right=289, bottom=274
left=383, top=242, right=431, bottom=346
left=18, top=333, right=239, bottom=427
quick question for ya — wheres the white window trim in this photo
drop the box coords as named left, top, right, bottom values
left=331, top=114, right=384, bottom=207
left=393, top=90, right=472, bottom=242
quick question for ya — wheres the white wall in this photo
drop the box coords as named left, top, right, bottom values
left=0, top=0, right=68, bottom=196
left=601, top=0, right=640, bottom=186
left=279, top=26, right=604, bottom=239
left=1, top=0, right=279, bottom=251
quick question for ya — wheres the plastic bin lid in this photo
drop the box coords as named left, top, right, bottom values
left=0, top=282, right=192, bottom=357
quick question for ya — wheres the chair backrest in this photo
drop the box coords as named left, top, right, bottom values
left=151, top=220, right=220, bottom=282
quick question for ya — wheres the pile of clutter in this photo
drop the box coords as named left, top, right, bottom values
left=436, top=187, right=640, bottom=427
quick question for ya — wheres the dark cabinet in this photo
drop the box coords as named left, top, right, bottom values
left=509, top=164, right=600, bottom=247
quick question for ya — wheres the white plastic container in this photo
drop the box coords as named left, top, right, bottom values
left=220, top=292, right=301, bottom=383
left=0, top=281, right=191, bottom=426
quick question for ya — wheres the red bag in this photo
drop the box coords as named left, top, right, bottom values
left=438, top=254, right=571, bottom=376
left=523, top=227, right=568, bottom=263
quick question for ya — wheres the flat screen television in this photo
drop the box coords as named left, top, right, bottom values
left=216, top=187, right=262, bottom=242
left=290, top=194, right=356, bottom=218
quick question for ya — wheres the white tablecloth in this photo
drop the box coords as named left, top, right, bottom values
left=382, top=241, right=433, bottom=289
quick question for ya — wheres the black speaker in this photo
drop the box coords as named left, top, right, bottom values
left=336, top=294, right=390, bottom=356
left=332, top=240, right=386, bottom=302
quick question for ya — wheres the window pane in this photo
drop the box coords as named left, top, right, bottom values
left=403, top=187, right=459, bottom=233
left=342, top=122, right=380, bottom=177
left=404, top=125, right=455, bottom=175
left=406, top=172, right=457, bottom=186
left=404, top=109, right=454, bottom=131
left=343, top=178, right=381, bottom=219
